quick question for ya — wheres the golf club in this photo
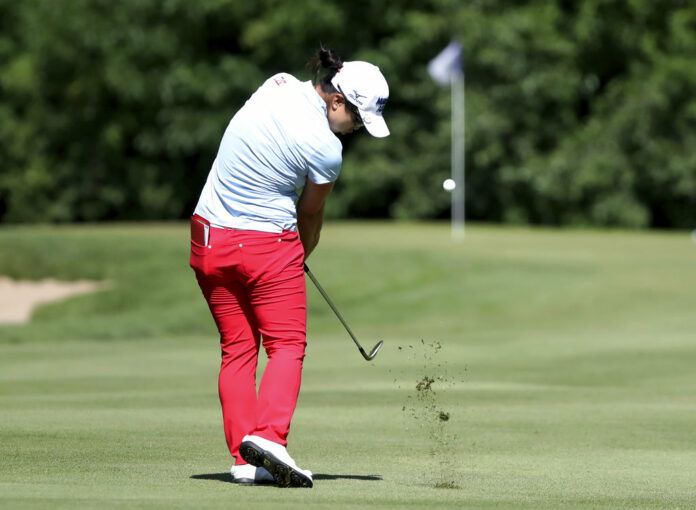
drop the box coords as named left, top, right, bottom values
left=304, top=264, right=383, bottom=361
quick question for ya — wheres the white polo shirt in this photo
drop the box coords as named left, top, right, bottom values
left=194, top=73, right=343, bottom=232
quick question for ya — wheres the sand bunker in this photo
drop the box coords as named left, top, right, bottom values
left=0, top=277, right=107, bottom=324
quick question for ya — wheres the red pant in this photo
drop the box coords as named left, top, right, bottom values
left=189, top=216, right=307, bottom=465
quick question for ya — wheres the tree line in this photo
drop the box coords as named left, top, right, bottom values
left=1, top=0, right=694, bottom=228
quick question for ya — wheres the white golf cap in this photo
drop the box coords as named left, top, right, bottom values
left=331, top=61, right=390, bottom=138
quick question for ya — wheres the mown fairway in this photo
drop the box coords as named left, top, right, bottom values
left=1, top=222, right=695, bottom=509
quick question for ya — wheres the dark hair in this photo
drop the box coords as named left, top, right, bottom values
left=306, top=45, right=343, bottom=94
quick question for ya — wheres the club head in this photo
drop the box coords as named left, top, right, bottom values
left=360, top=340, right=384, bottom=361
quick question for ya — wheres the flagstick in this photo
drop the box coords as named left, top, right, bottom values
left=451, top=70, right=465, bottom=241
left=427, top=40, right=466, bottom=240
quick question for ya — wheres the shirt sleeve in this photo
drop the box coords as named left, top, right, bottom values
left=306, top=139, right=343, bottom=184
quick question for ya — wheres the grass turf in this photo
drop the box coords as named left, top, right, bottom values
left=1, top=221, right=695, bottom=509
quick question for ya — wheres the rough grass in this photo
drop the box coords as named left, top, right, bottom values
left=1, top=221, right=696, bottom=509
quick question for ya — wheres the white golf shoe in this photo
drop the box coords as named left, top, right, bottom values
left=239, top=435, right=313, bottom=488
left=230, top=463, right=275, bottom=485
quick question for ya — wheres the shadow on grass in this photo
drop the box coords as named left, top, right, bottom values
left=190, top=473, right=382, bottom=483
left=191, top=473, right=233, bottom=483
left=314, top=474, right=382, bottom=481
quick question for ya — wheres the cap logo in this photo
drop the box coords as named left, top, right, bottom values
left=349, top=89, right=367, bottom=106
left=376, top=97, right=388, bottom=114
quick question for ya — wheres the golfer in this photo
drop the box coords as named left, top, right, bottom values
left=189, top=47, right=390, bottom=487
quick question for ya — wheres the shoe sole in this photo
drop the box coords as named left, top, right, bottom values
left=239, top=441, right=313, bottom=488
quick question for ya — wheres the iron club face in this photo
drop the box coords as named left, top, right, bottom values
left=361, top=340, right=384, bottom=361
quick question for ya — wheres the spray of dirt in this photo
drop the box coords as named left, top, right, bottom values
left=397, top=339, right=461, bottom=489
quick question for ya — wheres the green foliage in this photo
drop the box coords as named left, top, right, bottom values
left=0, top=0, right=695, bottom=227
left=500, top=1, right=696, bottom=228
left=0, top=0, right=264, bottom=222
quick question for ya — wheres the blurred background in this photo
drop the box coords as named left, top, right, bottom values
left=2, top=0, right=694, bottom=229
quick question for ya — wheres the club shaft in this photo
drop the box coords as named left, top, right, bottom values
left=304, top=265, right=365, bottom=353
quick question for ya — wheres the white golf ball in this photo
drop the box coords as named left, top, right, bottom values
left=691, top=229, right=696, bottom=243
left=443, top=179, right=456, bottom=191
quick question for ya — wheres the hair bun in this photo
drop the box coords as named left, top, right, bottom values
left=306, top=45, right=344, bottom=93
left=319, top=47, right=343, bottom=71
